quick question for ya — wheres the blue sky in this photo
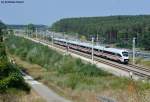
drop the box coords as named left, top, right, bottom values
left=0, top=0, right=150, bottom=25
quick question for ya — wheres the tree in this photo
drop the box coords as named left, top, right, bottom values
left=0, top=21, right=6, bottom=42
left=27, top=23, right=35, bottom=34
left=50, top=15, right=150, bottom=50
left=80, top=35, right=87, bottom=41
left=140, top=33, right=150, bottom=50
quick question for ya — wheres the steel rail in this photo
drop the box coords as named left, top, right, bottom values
left=52, top=43, right=150, bottom=79
left=31, top=38, right=150, bottom=79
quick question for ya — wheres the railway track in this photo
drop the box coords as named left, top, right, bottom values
left=69, top=48, right=150, bottom=78
left=27, top=38, right=150, bottom=79
left=128, top=64, right=150, bottom=73
left=52, top=43, right=150, bottom=79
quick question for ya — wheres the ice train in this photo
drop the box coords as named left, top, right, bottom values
left=53, top=38, right=129, bottom=64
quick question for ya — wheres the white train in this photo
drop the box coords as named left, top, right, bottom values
left=54, top=38, right=129, bottom=64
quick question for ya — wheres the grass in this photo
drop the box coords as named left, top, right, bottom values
left=129, top=57, right=150, bottom=68
left=6, top=35, right=150, bottom=102
left=140, top=60, right=150, bottom=68
left=0, top=38, right=45, bottom=102
left=0, top=89, right=45, bottom=102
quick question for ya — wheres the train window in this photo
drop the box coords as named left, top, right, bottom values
left=112, top=52, right=115, bottom=55
left=107, top=51, right=114, bottom=55
left=98, top=49, right=102, bottom=52
left=117, top=54, right=122, bottom=57
left=80, top=45, right=85, bottom=48
left=109, top=51, right=111, bottom=54
left=103, top=51, right=107, bottom=54
left=106, top=51, right=110, bottom=54
left=122, top=52, right=128, bottom=57
left=94, top=49, right=98, bottom=51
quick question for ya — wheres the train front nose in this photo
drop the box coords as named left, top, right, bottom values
left=124, top=59, right=129, bottom=64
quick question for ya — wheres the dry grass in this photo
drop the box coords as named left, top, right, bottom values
left=19, top=90, right=46, bottom=102
left=11, top=55, right=150, bottom=102
left=140, top=60, right=150, bottom=68
left=129, top=57, right=150, bottom=69
left=0, top=90, right=45, bottom=102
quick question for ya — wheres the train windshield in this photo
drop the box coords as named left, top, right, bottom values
left=122, top=52, right=128, bottom=57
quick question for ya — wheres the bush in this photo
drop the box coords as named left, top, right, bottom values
left=0, top=41, right=30, bottom=93
left=65, top=74, right=79, bottom=89
left=0, top=62, right=31, bottom=93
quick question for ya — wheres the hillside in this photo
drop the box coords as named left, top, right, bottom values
left=50, top=15, right=150, bottom=50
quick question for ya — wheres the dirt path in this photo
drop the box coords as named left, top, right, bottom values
left=23, top=74, right=71, bottom=102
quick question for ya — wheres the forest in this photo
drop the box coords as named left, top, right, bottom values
left=50, top=15, right=150, bottom=50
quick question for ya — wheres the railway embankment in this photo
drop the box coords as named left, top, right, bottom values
left=5, top=35, right=150, bottom=102
left=22, top=35, right=150, bottom=80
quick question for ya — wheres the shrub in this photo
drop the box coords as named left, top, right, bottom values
left=65, top=74, right=79, bottom=89
left=0, top=41, right=30, bottom=93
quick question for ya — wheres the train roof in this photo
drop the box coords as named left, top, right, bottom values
left=54, top=38, right=128, bottom=54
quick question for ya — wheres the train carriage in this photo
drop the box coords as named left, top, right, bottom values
left=54, top=38, right=129, bottom=64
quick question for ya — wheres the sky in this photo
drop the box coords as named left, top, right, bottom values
left=0, top=0, right=150, bottom=26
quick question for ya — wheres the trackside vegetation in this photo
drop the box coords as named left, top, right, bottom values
left=6, top=35, right=108, bottom=77
left=6, top=35, right=150, bottom=102
left=0, top=21, right=37, bottom=102
left=0, top=43, right=30, bottom=93
left=0, top=22, right=30, bottom=93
